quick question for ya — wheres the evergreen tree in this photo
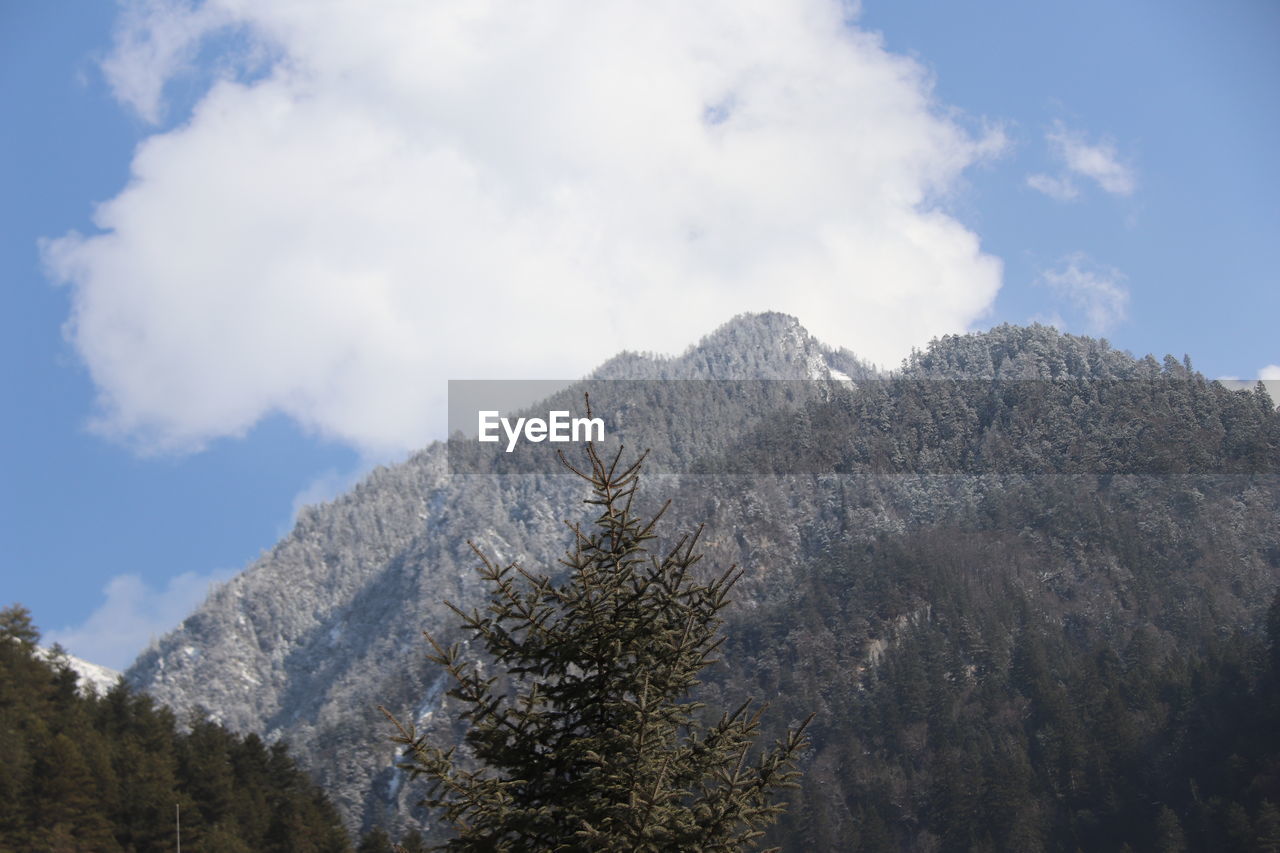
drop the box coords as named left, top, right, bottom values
left=384, top=438, right=811, bottom=850
left=0, top=604, right=352, bottom=852
left=398, top=828, right=429, bottom=852
left=1155, top=805, right=1187, bottom=852
left=1258, top=802, right=1280, bottom=853
left=357, top=828, right=396, bottom=853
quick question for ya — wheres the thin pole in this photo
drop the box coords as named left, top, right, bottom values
left=176, top=802, right=181, bottom=853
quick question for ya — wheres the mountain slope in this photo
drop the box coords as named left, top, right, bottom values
left=38, top=647, right=121, bottom=696
left=128, top=316, right=1280, bottom=848
left=127, top=312, right=868, bottom=832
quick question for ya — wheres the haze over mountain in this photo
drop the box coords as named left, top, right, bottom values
left=126, top=313, right=1280, bottom=850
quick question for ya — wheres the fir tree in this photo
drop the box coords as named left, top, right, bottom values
left=383, top=435, right=811, bottom=850
left=398, top=828, right=429, bottom=852
left=357, top=827, right=396, bottom=853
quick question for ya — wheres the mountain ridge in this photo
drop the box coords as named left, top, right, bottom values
left=125, top=313, right=1280, bottom=846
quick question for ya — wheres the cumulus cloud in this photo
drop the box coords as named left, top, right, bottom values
left=45, top=0, right=1006, bottom=454
left=1043, top=120, right=1136, bottom=197
left=1261, top=365, right=1280, bottom=380
left=279, top=461, right=377, bottom=538
left=100, top=0, right=237, bottom=123
left=288, top=467, right=360, bottom=520
left=1039, top=253, right=1129, bottom=333
left=1025, top=173, right=1078, bottom=202
left=47, top=569, right=235, bottom=670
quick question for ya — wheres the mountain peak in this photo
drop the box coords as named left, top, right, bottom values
left=591, top=312, right=875, bottom=381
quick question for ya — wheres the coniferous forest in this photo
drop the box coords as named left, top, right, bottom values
left=738, top=538, right=1280, bottom=851
left=682, top=330, right=1280, bottom=851
left=0, top=605, right=352, bottom=852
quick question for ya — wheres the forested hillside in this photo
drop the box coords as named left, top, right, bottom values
left=719, top=491, right=1280, bottom=850
left=123, top=313, right=866, bottom=833
left=0, top=606, right=351, bottom=852
left=121, top=316, right=1279, bottom=850
left=669, top=326, right=1280, bottom=850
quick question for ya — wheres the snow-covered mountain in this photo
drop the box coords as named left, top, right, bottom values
left=40, top=647, right=122, bottom=696
left=125, top=313, right=1279, bottom=844
left=126, top=312, right=871, bottom=833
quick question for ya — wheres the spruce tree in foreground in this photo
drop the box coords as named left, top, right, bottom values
left=383, top=438, right=811, bottom=851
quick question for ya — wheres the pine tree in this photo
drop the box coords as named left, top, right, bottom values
left=397, top=828, right=429, bottom=852
left=383, top=437, right=811, bottom=850
left=357, top=828, right=396, bottom=853
left=1257, top=801, right=1280, bottom=853
left=1154, top=804, right=1187, bottom=852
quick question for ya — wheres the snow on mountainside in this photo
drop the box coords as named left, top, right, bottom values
left=126, top=312, right=870, bottom=833
left=39, top=647, right=122, bottom=695
left=123, top=313, right=1280, bottom=843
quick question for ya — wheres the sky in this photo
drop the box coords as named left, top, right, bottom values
left=2, top=0, right=1277, bottom=670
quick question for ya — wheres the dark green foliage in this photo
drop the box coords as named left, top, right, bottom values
left=384, top=441, right=811, bottom=850
left=357, top=827, right=430, bottom=853
left=357, top=827, right=396, bottom=852
left=0, top=604, right=351, bottom=852
left=716, top=527, right=1280, bottom=852
left=397, top=828, right=429, bottom=852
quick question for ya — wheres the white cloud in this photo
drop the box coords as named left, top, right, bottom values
left=1039, top=253, right=1129, bottom=333
left=1046, top=120, right=1135, bottom=196
left=289, top=467, right=360, bottom=520
left=1260, top=365, right=1280, bottom=380
left=100, top=0, right=236, bottom=123
left=45, top=0, right=1006, bottom=454
left=278, top=461, right=377, bottom=538
left=1027, top=310, right=1067, bottom=330
left=1026, top=172, right=1079, bottom=202
left=47, top=569, right=235, bottom=671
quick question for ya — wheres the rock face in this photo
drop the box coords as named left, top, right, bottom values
left=126, top=312, right=870, bottom=832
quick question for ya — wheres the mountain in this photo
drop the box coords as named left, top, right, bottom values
left=127, top=314, right=1280, bottom=850
left=39, top=646, right=121, bottom=696
left=126, top=312, right=871, bottom=833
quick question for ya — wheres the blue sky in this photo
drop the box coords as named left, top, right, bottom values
left=2, top=0, right=1276, bottom=670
